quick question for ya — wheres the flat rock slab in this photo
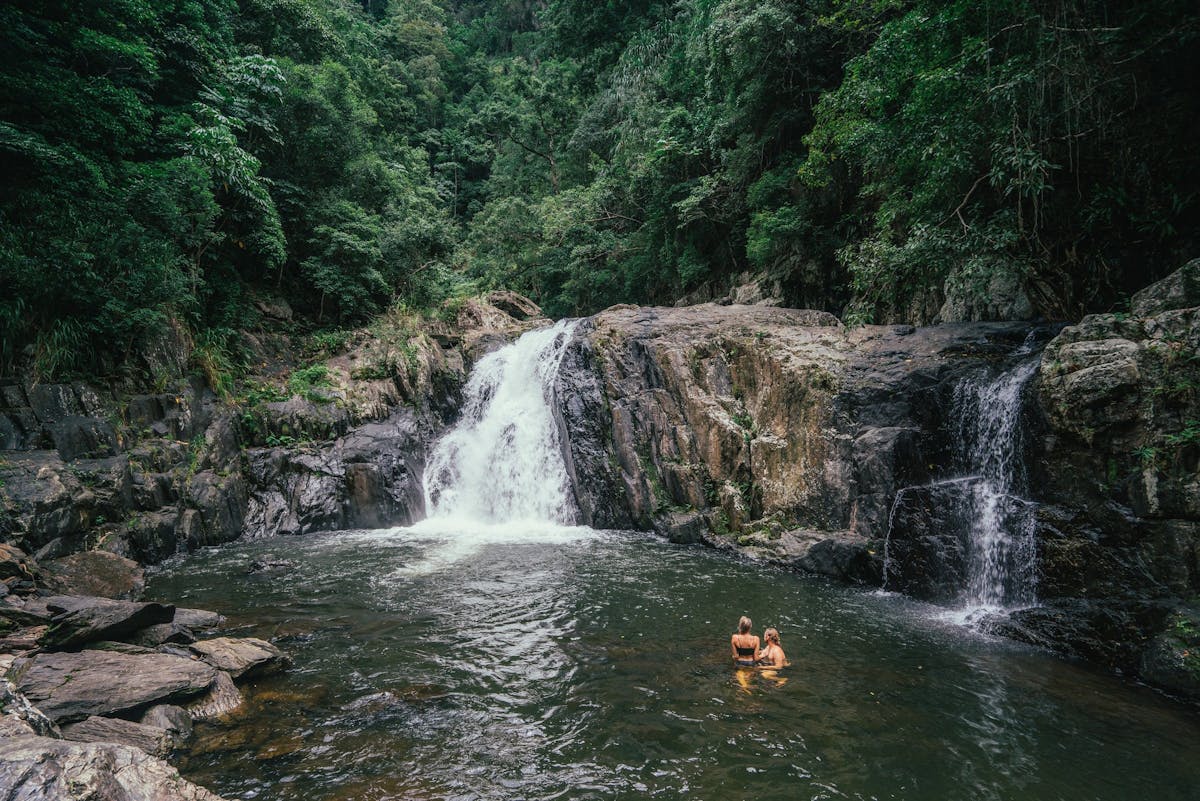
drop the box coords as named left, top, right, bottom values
left=41, top=551, right=145, bottom=600
left=40, top=595, right=175, bottom=649
left=13, top=649, right=215, bottom=723
left=189, top=636, right=290, bottom=679
left=62, top=715, right=175, bottom=758
left=0, top=735, right=227, bottom=800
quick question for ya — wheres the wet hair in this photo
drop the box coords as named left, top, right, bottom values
left=764, top=628, right=780, bottom=645
left=738, top=616, right=752, bottom=634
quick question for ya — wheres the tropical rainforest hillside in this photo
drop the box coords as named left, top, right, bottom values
left=2, top=0, right=1198, bottom=380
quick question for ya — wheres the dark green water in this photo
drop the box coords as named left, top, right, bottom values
left=147, top=524, right=1200, bottom=801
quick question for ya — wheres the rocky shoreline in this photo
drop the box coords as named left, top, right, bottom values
left=0, top=546, right=288, bottom=799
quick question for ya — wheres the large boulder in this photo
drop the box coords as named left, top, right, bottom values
left=40, top=551, right=145, bottom=600
left=12, top=649, right=215, bottom=723
left=61, top=716, right=176, bottom=758
left=37, top=595, right=174, bottom=649
left=188, top=637, right=290, bottom=680
left=0, top=735, right=227, bottom=801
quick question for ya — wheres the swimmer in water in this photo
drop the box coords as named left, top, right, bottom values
left=757, top=627, right=789, bottom=686
left=757, top=628, right=787, bottom=668
left=731, top=616, right=760, bottom=667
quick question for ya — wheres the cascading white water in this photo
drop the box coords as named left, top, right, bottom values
left=422, top=319, right=580, bottom=525
left=953, top=350, right=1040, bottom=610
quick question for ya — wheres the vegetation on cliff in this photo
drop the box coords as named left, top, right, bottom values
left=2, top=0, right=1197, bottom=380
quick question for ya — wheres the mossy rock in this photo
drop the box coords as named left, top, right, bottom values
left=1140, top=609, right=1200, bottom=699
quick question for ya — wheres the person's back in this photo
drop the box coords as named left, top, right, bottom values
left=731, top=616, right=759, bottom=666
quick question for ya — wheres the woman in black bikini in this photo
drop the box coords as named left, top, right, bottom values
left=730, top=616, right=760, bottom=667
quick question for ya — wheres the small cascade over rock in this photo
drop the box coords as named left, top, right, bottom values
left=953, top=350, right=1041, bottom=610
left=422, top=320, right=580, bottom=525
left=883, top=335, right=1042, bottom=614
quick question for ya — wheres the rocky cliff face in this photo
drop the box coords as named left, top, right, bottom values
left=0, top=292, right=546, bottom=568
left=556, top=303, right=1046, bottom=585
left=1003, top=259, right=1200, bottom=696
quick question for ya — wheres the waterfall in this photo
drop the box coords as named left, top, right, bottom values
left=953, top=351, right=1040, bottom=610
left=882, top=334, right=1042, bottom=614
left=422, top=320, right=580, bottom=525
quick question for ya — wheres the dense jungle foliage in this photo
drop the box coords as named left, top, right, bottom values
left=2, top=0, right=1198, bottom=378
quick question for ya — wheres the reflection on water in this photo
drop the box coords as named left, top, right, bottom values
left=148, top=528, right=1200, bottom=801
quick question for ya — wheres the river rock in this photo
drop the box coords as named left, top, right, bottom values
left=0, top=735, right=227, bottom=800
left=40, top=551, right=145, bottom=600
left=185, top=670, right=243, bottom=720
left=39, top=595, right=175, bottom=649
left=189, top=636, right=290, bottom=679
left=140, top=703, right=194, bottom=742
left=12, top=649, right=216, bottom=722
left=61, top=716, right=175, bottom=758
left=1131, top=257, right=1199, bottom=317
left=0, top=679, right=60, bottom=738
left=127, top=622, right=196, bottom=647
left=0, top=543, right=38, bottom=583
left=174, top=607, right=226, bottom=631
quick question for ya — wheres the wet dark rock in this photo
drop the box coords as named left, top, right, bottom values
left=49, top=415, right=118, bottom=460
left=140, top=703, right=194, bottom=743
left=188, top=636, right=290, bottom=679
left=989, top=600, right=1172, bottom=669
left=1137, top=607, right=1200, bottom=698
left=247, top=555, right=296, bottom=575
left=12, top=649, right=216, bottom=723
left=124, top=510, right=183, bottom=564
left=127, top=622, right=196, bottom=648
left=0, top=735, right=227, bottom=800
left=183, top=471, right=247, bottom=548
left=39, top=595, right=174, bottom=650
left=243, top=410, right=427, bottom=537
left=40, top=551, right=145, bottom=600
left=61, top=715, right=176, bottom=758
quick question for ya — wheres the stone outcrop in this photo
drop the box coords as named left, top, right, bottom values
left=1009, top=259, right=1200, bottom=685
left=0, top=735, right=228, bottom=800
left=557, top=303, right=1041, bottom=584
left=188, top=636, right=290, bottom=679
left=11, top=649, right=217, bottom=723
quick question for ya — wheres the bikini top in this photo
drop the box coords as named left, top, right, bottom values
left=735, top=644, right=756, bottom=656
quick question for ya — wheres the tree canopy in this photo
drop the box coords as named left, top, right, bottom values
left=2, top=0, right=1197, bottom=378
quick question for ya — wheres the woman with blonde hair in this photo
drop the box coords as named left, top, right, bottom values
left=730, top=615, right=760, bottom=667
left=758, top=628, right=787, bottom=668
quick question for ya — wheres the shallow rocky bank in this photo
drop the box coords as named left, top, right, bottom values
left=0, top=545, right=289, bottom=799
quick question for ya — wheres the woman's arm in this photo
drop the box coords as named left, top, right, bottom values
left=730, top=634, right=738, bottom=660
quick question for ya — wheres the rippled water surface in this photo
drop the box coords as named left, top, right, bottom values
left=148, top=525, right=1200, bottom=801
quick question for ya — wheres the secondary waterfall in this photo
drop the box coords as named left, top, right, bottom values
left=422, top=319, right=580, bottom=525
left=953, top=351, right=1040, bottom=609
left=882, top=336, right=1042, bottom=614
